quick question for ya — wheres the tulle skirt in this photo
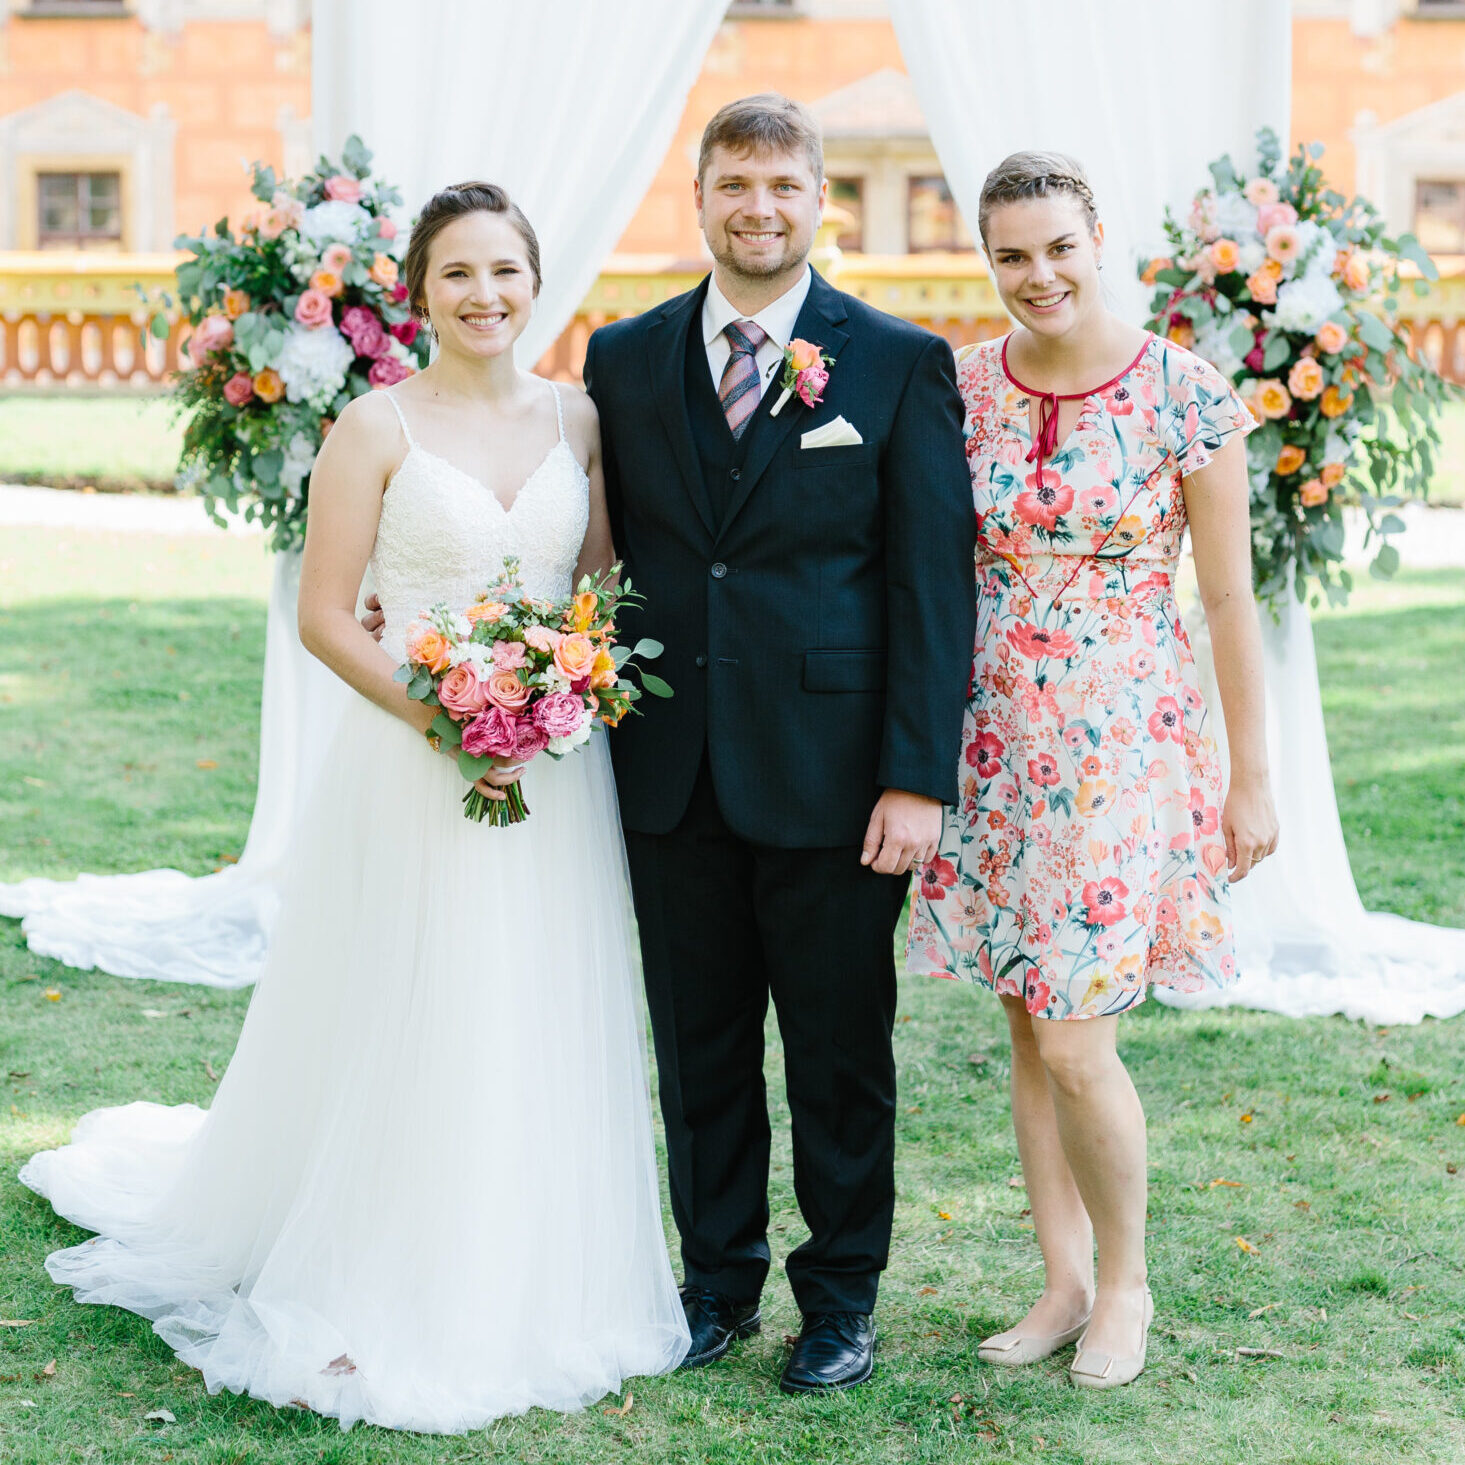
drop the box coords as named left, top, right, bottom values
left=20, top=696, right=689, bottom=1433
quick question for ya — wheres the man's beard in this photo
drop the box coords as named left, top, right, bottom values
left=711, top=233, right=810, bottom=282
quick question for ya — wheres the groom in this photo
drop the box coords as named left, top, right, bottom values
left=584, top=94, right=974, bottom=1391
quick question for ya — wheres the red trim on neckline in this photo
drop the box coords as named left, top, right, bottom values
left=999, top=331, right=1154, bottom=402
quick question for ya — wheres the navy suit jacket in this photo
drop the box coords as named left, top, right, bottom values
left=583, top=269, right=975, bottom=848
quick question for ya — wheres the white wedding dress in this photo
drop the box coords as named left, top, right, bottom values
left=20, top=383, right=690, bottom=1433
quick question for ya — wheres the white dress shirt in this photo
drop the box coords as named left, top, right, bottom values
left=702, top=266, right=813, bottom=402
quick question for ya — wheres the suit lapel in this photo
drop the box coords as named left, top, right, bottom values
left=647, top=279, right=718, bottom=539
left=718, top=270, right=851, bottom=538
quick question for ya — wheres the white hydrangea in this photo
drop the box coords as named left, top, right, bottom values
left=1237, top=239, right=1267, bottom=275
left=174, top=460, right=207, bottom=495
left=298, top=200, right=371, bottom=249
left=1292, top=220, right=1335, bottom=278
left=1268, top=274, right=1344, bottom=334
left=1193, top=317, right=1246, bottom=380
left=278, top=431, right=318, bottom=498
left=547, top=714, right=594, bottom=757
left=275, top=322, right=355, bottom=410
left=1212, top=191, right=1258, bottom=242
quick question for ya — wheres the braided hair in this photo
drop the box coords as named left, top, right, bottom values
left=977, top=152, right=1098, bottom=247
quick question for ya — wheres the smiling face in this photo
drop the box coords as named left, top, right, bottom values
left=984, top=194, right=1104, bottom=341
left=418, top=211, right=537, bottom=361
left=695, top=143, right=826, bottom=290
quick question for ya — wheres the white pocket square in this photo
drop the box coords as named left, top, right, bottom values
left=800, top=416, right=864, bottom=450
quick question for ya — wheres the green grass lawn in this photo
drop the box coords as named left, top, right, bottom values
left=1, top=533, right=1462, bottom=1464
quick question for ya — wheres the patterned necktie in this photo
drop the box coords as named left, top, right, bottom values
left=718, top=319, right=768, bottom=441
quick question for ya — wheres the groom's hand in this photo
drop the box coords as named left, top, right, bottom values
left=361, top=591, right=385, bottom=642
left=861, top=790, right=942, bottom=877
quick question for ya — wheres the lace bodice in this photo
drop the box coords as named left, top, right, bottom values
left=371, top=384, right=590, bottom=662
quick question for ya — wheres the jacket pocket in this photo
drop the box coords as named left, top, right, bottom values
left=792, top=444, right=878, bottom=470
left=802, top=649, right=886, bottom=692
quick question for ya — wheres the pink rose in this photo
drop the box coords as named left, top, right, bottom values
left=222, top=372, right=255, bottom=406
left=390, top=318, right=419, bottom=346
left=522, top=624, right=563, bottom=654
left=258, top=191, right=303, bottom=240
left=190, top=314, right=233, bottom=358
left=368, top=355, right=412, bottom=388
left=491, top=640, right=527, bottom=671
left=533, top=691, right=587, bottom=739
left=511, top=715, right=550, bottom=762
left=294, top=288, right=333, bottom=329
left=437, top=663, right=490, bottom=718
left=796, top=364, right=829, bottom=408
left=324, top=174, right=364, bottom=203
left=460, top=706, right=516, bottom=758
left=322, top=242, right=353, bottom=275
left=485, top=668, right=532, bottom=712
left=377, top=216, right=398, bottom=240
left=1256, top=201, right=1298, bottom=235
left=391, top=283, right=409, bottom=303
left=352, top=319, right=392, bottom=359
left=340, top=305, right=375, bottom=340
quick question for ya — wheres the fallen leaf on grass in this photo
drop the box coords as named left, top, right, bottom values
left=0, top=1320, right=35, bottom=1328
left=1248, top=1303, right=1279, bottom=1318
left=1007, top=1177, right=1025, bottom=1188
left=1373, top=1093, right=1391, bottom=1104
left=21, top=776, right=46, bottom=788
left=8, top=1071, right=31, bottom=1078
left=43, top=989, right=61, bottom=1002
left=141, top=1010, right=169, bottom=1019
left=602, top=1392, right=633, bottom=1417
left=144, top=1409, right=176, bottom=1424
left=1240, top=1112, right=1254, bottom=1124
left=1209, top=1178, right=1244, bottom=1188
left=203, top=1060, right=219, bottom=1083
left=1447, top=1163, right=1458, bottom=1175
left=937, top=1211, right=952, bottom=1221
left=1235, top=1236, right=1260, bottom=1254
left=322, top=1354, right=356, bottom=1376
left=195, top=759, right=217, bottom=770
left=918, top=1286, right=938, bottom=1296
left=967, top=1052, right=989, bottom=1067
left=1236, top=1348, right=1283, bottom=1360
left=1294, top=1200, right=1311, bottom=1211
left=37, top=1360, right=55, bottom=1379
left=117, top=1392, right=136, bottom=1398
left=1455, top=1113, right=1465, bottom=1126
left=1402, top=1311, right=1421, bottom=1321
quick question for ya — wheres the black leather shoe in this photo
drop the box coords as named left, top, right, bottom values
left=679, top=1286, right=761, bottom=1369
left=780, top=1312, right=876, bottom=1393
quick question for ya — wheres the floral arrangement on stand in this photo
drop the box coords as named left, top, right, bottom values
left=1139, top=128, right=1452, bottom=611
left=156, top=135, right=429, bottom=551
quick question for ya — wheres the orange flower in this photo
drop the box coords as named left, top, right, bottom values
left=252, top=368, right=284, bottom=403
left=369, top=253, right=399, bottom=288
left=1245, top=269, right=1277, bottom=306
left=1262, top=258, right=1284, bottom=282
left=1314, top=320, right=1348, bottom=355
left=222, top=288, right=250, bottom=319
left=1140, top=256, right=1172, bottom=286
left=1076, top=778, right=1119, bottom=818
left=1319, top=384, right=1353, bottom=418
left=1210, top=238, right=1241, bottom=274
left=552, top=631, right=597, bottom=682
left=590, top=646, right=618, bottom=690
left=1319, top=462, right=1346, bottom=488
left=1287, top=358, right=1325, bottom=401
left=787, top=338, right=822, bottom=371
left=1299, top=479, right=1329, bottom=508
left=566, top=591, right=598, bottom=633
left=1275, top=444, right=1307, bottom=475
left=1254, top=379, right=1292, bottom=420
left=465, top=600, right=509, bottom=625
left=406, top=626, right=451, bottom=673
left=1166, top=319, right=1195, bottom=350
left=310, top=269, right=344, bottom=298
left=1341, top=253, right=1371, bottom=292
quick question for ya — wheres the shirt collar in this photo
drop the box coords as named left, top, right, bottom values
left=702, top=266, right=813, bottom=353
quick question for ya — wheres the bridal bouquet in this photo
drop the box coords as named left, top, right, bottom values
left=158, top=135, right=430, bottom=550
left=395, top=559, right=672, bottom=825
left=1138, top=128, right=1451, bottom=611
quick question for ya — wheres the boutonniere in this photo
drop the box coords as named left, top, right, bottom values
left=769, top=338, right=835, bottom=418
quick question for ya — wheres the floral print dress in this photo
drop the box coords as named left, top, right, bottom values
left=906, top=334, right=1256, bottom=1018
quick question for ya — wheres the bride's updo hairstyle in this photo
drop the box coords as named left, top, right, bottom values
left=403, top=181, right=543, bottom=324
left=977, top=151, right=1099, bottom=249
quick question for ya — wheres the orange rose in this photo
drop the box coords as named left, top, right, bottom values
left=310, top=269, right=344, bottom=298
left=465, top=600, right=509, bottom=625
left=1314, top=320, right=1348, bottom=355
left=1140, top=256, right=1172, bottom=286
left=1319, top=462, right=1346, bottom=488
left=1262, top=258, right=1284, bottom=282
left=485, top=668, right=531, bottom=712
left=369, top=253, right=399, bottom=288
left=407, top=626, right=451, bottom=673
left=590, top=646, right=618, bottom=690
left=566, top=591, right=598, bottom=633
left=1275, top=444, right=1307, bottom=475
left=222, top=288, right=250, bottom=319
left=1246, top=269, right=1277, bottom=305
left=1209, top=238, right=1241, bottom=274
left=1254, top=379, right=1292, bottom=420
left=252, top=368, right=284, bottom=403
left=787, top=338, right=821, bottom=372
left=1299, top=479, right=1329, bottom=508
left=552, top=632, right=597, bottom=683
left=1319, top=384, right=1353, bottom=418
left=1287, top=358, right=1324, bottom=401
left=1166, top=319, right=1194, bottom=350
left=1342, top=253, right=1371, bottom=292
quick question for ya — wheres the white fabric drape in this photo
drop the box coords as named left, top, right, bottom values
left=311, top=0, right=728, bottom=369
left=0, top=555, right=347, bottom=988
left=894, top=0, right=1464, bottom=1022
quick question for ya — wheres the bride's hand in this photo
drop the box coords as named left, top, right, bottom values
left=474, top=757, right=525, bottom=804
left=1222, top=774, right=1279, bottom=882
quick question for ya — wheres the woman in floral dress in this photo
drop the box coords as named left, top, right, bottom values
left=907, top=153, right=1278, bottom=1389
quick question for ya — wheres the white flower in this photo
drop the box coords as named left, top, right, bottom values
left=1212, top=191, right=1258, bottom=242
left=1193, top=318, right=1245, bottom=380
left=1269, top=275, right=1344, bottom=334
left=1293, top=220, right=1334, bottom=277
left=174, top=460, right=207, bottom=494
left=275, top=322, right=354, bottom=410
left=1237, top=239, right=1267, bottom=275
left=298, top=200, right=371, bottom=249
left=547, top=716, right=594, bottom=756
left=278, top=431, right=317, bottom=497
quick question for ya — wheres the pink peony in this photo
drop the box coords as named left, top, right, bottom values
left=368, top=355, right=412, bottom=388
left=222, top=372, right=255, bottom=406
left=322, top=242, right=353, bottom=275
left=511, top=716, right=550, bottom=762
left=1256, top=201, right=1298, bottom=235
left=460, top=706, right=516, bottom=758
left=340, top=305, right=376, bottom=341
left=796, top=364, right=829, bottom=408
left=352, top=319, right=392, bottom=359
left=294, top=288, right=334, bottom=329
left=437, top=663, right=490, bottom=718
left=390, top=318, right=420, bottom=346
left=522, top=624, right=563, bottom=654
left=533, top=691, right=586, bottom=739
left=377, top=216, right=398, bottom=240
left=490, top=640, right=527, bottom=670
left=190, top=314, right=233, bottom=358
left=324, top=174, right=364, bottom=203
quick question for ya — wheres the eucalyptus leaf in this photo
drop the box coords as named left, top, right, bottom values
left=638, top=673, right=674, bottom=699
left=1262, top=336, right=1290, bottom=371
left=1354, top=310, right=1396, bottom=353
left=1370, top=543, right=1401, bottom=579
left=458, top=751, right=492, bottom=781
left=630, top=638, right=664, bottom=660
left=430, top=712, right=463, bottom=747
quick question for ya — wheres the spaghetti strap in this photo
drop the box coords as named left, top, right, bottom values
left=549, top=381, right=565, bottom=444
left=383, top=389, right=415, bottom=449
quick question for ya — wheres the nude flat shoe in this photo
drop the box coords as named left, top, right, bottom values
left=977, top=1314, right=1091, bottom=1366
left=1069, top=1288, right=1153, bottom=1390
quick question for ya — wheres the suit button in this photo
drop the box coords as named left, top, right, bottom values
left=729, top=467, right=741, bottom=481
left=710, top=562, right=728, bottom=579
left=695, top=654, right=708, bottom=668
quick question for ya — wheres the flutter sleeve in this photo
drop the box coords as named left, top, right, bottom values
left=1160, top=342, right=1258, bottom=476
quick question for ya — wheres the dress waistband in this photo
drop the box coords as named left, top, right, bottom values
left=977, top=551, right=1174, bottom=606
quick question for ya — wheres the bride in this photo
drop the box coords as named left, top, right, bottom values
left=20, top=181, right=690, bottom=1433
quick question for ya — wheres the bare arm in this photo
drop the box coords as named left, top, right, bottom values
left=564, top=386, right=616, bottom=586
left=1183, top=436, right=1279, bottom=881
